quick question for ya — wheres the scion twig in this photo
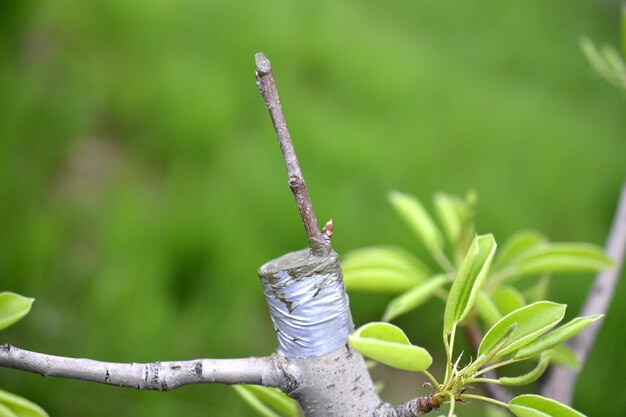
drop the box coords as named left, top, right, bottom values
left=255, top=53, right=330, bottom=256
left=541, top=182, right=626, bottom=404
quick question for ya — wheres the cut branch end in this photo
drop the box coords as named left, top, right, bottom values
left=255, top=53, right=272, bottom=75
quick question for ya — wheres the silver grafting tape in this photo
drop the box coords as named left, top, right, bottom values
left=258, top=249, right=354, bottom=358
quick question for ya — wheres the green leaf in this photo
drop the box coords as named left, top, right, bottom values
left=485, top=405, right=511, bottom=417
left=513, top=315, right=603, bottom=360
left=434, top=193, right=467, bottom=246
left=388, top=191, right=443, bottom=253
left=510, top=407, right=549, bottom=417
left=470, top=324, right=516, bottom=372
left=382, top=275, right=448, bottom=321
left=342, top=247, right=431, bottom=277
left=500, top=352, right=551, bottom=386
left=495, top=230, right=546, bottom=270
left=349, top=322, right=432, bottom=372
left=342, top=246, right=431, bottom=293
left=0, top=390, right=48, bottom=417
left=233, top=385, right=299, bottom=417
left=513, top=244, right=613, bottom=278
left=580, top=37, right=626, bottom=89
left=0, top=403, right=18, bottom=417
left=509, top=394, right=586, bottom=417
left=602, top=46, right=625, bottom=75
left=343, top=269, right=423, bottom=293
left=443, top=234, right=497, bottom=334
left=547, top=345, right=580, bottom=370
left=475, top=291, right=502, bottom=327
left=0, top=293, right=34, bottom=332
left=492, top=286, right=526, bottom=316
left=478, top=301, right=566, bottom=358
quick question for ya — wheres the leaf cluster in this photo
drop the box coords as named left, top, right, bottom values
left=343, top=190, right=612, bottom=366
left=344, top=191, right=611, bottom=416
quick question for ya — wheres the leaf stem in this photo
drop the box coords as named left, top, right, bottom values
left=443, top=332, right=451, bottom=386
left=443, top=326, right=456, bottom=388
left=466, top=377, right=501, bottom=385
left=461, top=393, right=509, bottom=409
left=471, top=358, right=520, bottom=379
left=422, top=369, right=440, bottom=388
left=447, top=392, right=456, bottom=417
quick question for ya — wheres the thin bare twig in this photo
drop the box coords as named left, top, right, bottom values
left=541, top=183, right=626, bottom=404
left=255, top=53, right=330, bottom=256
left=0, top=344, right=285, bottom=391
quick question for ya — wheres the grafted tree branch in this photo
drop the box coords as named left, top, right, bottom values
left=541, top=183, right=626, bottom=404
left=1, top=53, right=563, bottom=417
left=0, top=344, right=286, bottom=391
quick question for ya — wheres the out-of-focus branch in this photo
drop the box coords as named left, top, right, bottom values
left=255, top=52, right=329, bottom=256
left=0, top=344, right=286, bottom=391
left=541, top=183, right=626, bottom=403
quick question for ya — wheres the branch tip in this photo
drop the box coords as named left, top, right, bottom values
left=255, top=53, right=272, bottom=75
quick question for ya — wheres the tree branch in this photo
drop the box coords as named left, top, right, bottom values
left=541, top=182, right=626, bottom=403
left=378, top=396, right=440, bottom=416
left=0, top=344, right=286, bottom=391
left=255, top=52, right=330, bottom=256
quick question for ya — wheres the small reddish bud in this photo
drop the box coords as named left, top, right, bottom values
left=322, top=218, right=334, bottom=239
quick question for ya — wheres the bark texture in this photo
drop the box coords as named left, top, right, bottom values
left=285, top=346, right=382, bottom=416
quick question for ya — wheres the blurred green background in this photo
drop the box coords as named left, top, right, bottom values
left=1, top=0, right=624, bottom=415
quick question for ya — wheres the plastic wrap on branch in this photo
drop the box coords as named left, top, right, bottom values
left=259, top=249, right=354, bottom=358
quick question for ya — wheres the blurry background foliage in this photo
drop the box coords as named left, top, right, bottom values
left=0, top=0, right=624, bottom=416
left=580, top=3, right=626, bottom=92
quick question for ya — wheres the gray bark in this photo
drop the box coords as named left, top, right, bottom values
left=285, top=346, right=383, bottom=416
left=0, top=344, right=285, bottom=391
